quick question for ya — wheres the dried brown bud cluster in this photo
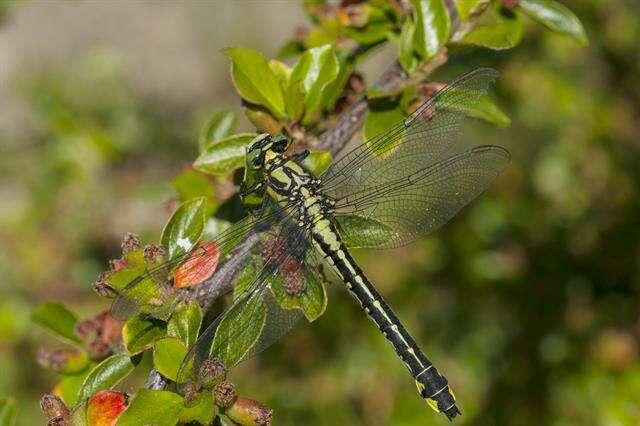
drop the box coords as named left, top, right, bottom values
left=121, top=232, right=141, bottom=253
left=74, top=311, right=123, bottom=359
left=200, top=358, right=227, bottom=389
left=214, top=380, right=237, bottom=408
left=143, top=244, right=165, bottom=264
left=40, top=394, right=70, bottom=425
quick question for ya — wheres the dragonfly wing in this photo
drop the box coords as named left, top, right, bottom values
left=320, top=68, right=509, bottom=249
left=177, top=220, right=324, bottom=383
left=334, top=145, right=510, bottom=248
left=109, top=202, right=291, bottom=321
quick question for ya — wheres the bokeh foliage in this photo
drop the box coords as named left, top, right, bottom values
left=1, top=0, right=639, bottom=425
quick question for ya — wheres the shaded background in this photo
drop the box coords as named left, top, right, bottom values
left=1, top=1, right=639, bottom=425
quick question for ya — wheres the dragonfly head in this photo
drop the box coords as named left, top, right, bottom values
left=242, top=134, right=290, bottom=211
left=246, top=133, right=290, bottom=171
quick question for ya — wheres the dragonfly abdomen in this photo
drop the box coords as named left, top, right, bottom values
left=311, top=223, right=461, bottom=420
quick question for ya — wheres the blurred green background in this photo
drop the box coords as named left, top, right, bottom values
left=1, top=1, right=639, bottom=425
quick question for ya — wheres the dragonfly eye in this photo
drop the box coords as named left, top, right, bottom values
left=271, top=135, right=289, bottom=153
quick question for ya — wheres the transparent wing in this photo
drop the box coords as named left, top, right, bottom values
left=176, top=219, right=324, bottom=384
left=320, top=68, right=509, bottom=248
left=334, top=145, right=510, bottom=248
left=110, top=202, right=292, bottom=321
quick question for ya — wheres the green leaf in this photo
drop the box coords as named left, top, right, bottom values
left=31, top=302, right=82, bottom=344
left=122, top=315, right=167, bottom=355
left=343, top=21, right=394, bottom=45
left=336, top=214, right=397, bottom=247
left=57, top=366, right=94, bottom=406
left=320, top=49, right=352, bottom=112
left=199, top=111, right=238, bottom=152
left=0, top=397, right=16, bottom=426
left=78, top=354, right=135, bottom=402
left=269, top=267, right=327, bottom=322
left=233, top=260, right=258, bottom=302
left=244, top=105, right=283, bottom=135
left=105, top=265, right=146, bottom=293
left=457, top=6, right=523, bottom=49
left=412, top=0, right=450, bottom=59
left=172, top=170, right=214, bottom=203
left=153, top=337, right=188, bottom=382
left=302, top=151, right=333, bottom=176
left=179, top=391, right=214, bottom=424
left=116, top=390, right=183, bottom=426
left=268, top=59, right=291, bottom=91
left=167, top=301, right=202, bottom=348
left=161, top=196, right=206, bottom=260
left=455, top=0, right=490, bottom=22
left=289, top=44, right=339, bottom=125
left=519, top=0, right=587, bottom=45
left=284, top=81, right=306, bottom=123
left=210, top=293, right=267, bottom=368
left=224, top=48, right=285, bottom=119
left=194, top=133, right=257, bottom=175
left=398, top=18, right=418, bottom=73
left=363, top=101, right=406, bottom=150
left=468, top=94, right=511, bottom=127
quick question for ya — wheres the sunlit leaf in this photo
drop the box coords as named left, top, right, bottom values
left=398, top=18, right=418, bottom=73
left=519, top=0, right=588, bottom=45
left=412, top=0, right=450, bottom=59
left=78, top=354, right=135, bottom=402
left=122, top=315, right=166, bottom=355
left=161, top=196, right=206, bottom=260
left=199, top=111, right=238, bottom=152
left=320, top=48, right=352, bottom=112
left=178, top=391, right=214, bottom=424
left=303, top=150, right=333, bottom=176
left=153, top=337, right=187, bottom=381
left=116, top=390, right=183, bottom=426
left=209, top=293, right=267, bottom=368
left=167, top=301, right=202, bottom=348
left=455, top=0, right=490, bottom=22
left=31, top=302, right=82, bottom=345
left=268, top=59, right=291, bottom=92
left=194, top=133, right=257, bottom=175
left=289, top=44, right=339, bottom=125
left=244, top=105, right=283, bottom=135
left=336, top=214, right=397, bottom=247
left=284, top=81, right=306, bottom=123
left=224, top=48, right=285, bottom=119
left=363, top=101, right=406, bottom=147
left=457, top=6, right=523, bottom=49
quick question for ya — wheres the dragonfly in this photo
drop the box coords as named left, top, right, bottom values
left=110, top=68, right=510, bottom=421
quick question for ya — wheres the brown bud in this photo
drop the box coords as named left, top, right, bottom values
left=121, top=232, right=141, bottom=253
left=96, top=311, right=123, bottom=344
left=282, top=259, right=305, bottom=296
left=143, top=244, right=166, bottom=265
left=88, top=339, right=112, bottom=359
left=37, top=347, right=89, bottom=374
left=47, top=416, right=69, bottom=426
left=109, top=257, right=127, bottom=271
left=213, top=380, right=237, bottom=409
left=225, top=396, right=273, bottom=426
left=500, top=0, right=519, bottom=10
left=183, top=380, right=202, bottom=408
left=200, top=358, right=227, bottom=389
left=75, top=317, right=100, bottom=341
left=40, top=394, right=70, bottom=420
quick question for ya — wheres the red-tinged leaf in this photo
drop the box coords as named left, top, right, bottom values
left=173, top=241, right=220, bottom=289
left=87, top=390, right=129, bottom=426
